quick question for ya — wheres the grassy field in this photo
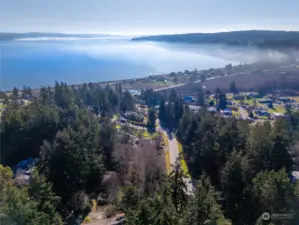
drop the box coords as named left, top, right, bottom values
left=269, top=104, right=286, bottom=114
left=177, top=141, right=191, bottom=178
left=143, top=130, right=150, bottom=138
left=232, top=110, right=240, bottom=117
left=0, top=103, right=5, bottom=117
left=290, top=96, right=299, bottom=103
left=226, top=93, right=234, bottom=99
left=234, top=98, right=259, bottom=106
left=112, top=114, right=119, bottom=120
left=163, top=133, right=171, bottom=174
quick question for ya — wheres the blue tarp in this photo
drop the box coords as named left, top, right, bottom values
left=183, top=96, right=193, bottom=103
left=15, top=157, right=36, bottom=170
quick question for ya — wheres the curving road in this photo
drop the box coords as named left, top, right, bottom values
left=157, top=119, right=193, bottom=195
left=167, top=134, right=193, bottom=195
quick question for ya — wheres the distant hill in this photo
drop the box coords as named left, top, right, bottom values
left=0, top=32, right=109, bottom=41
left=132, top=30, right=299, bottom=49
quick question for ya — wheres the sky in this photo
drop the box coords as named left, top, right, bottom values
left=1, top=0, right=299, bottom=35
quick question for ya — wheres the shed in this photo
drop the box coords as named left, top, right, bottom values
left=259, top=99, right=274, bottom=104
left=233, top=95, right=245, bottom=100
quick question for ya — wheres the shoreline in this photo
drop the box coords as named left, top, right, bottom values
left=4, top=61, right=295, bottom=95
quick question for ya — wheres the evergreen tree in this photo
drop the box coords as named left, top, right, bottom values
left=197, top=87, right=205, bottom=106
left=218, top=93, right=228, bottom=110
left=28, top=169, right=63, bottom=225
left=0, top=165, right=63, bottom=225
left=221, top=151, right=249, bottom=224
left=158, top=100, right=166, bottom=125
left=251, top=169, right=299, bottom=224
left=184, top=175, right=231, bottom=225
left=0, top=90, right=9, bottom=104
left=121, top=90, right=134, bottom=112
left=39, top=125, right=106, bottom=204
left=11, top=87, right=19, bottom=100
left=169, top=161, right=188, bottom=213
left=147, top=108, right=156, bottom=132
left=229, top=81, right=238, bottom=94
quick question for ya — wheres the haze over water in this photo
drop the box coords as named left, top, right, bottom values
left=0, top=36, right=286, bottom=90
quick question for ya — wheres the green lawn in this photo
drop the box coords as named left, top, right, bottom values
left=143, top=130, right=150, bottom=138
left=267, top=104, right=286, bottom=114
left=112, top=114, right=119, bottom=120
left=162, top=133, right=171, bottom=174
left=177, top=141, right=191, bottom=178
left=232, top=110, right=240, bottom=117
left=234, top=98, right=259, bottom=106
left=226, top=93, right=234, bottom=100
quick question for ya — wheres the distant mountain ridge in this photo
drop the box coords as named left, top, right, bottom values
left=131, top=30, right=299, bottom=49
left=0, top=32, right=110, bottom=41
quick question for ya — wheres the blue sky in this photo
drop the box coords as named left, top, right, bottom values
left=1, top=0, right=299, bottom=35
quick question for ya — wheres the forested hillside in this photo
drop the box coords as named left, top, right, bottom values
left=132, top=30, right=299, bottom=49
left=1, top=83, right=299, bottom=224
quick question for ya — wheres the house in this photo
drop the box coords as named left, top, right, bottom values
left=291, top=171, right=299, bottom=182
left=120, top=117, right=127, bottom=123
left=227, top=100, right=233, bottom=106
left=124, top=111, right=143, bottom=122
left=256, top=110, right=270, bottom=117
left=277, top=97, right=290, bottom=102
left=254, top=107, right=264, bottom=111
left=128, top=89, right=141, bottom=96
left=207, top=106, right=217, bottom=113
left=248, top=92, right=261, bottom=98
left=272, top=113, right=287, bottom=119
left=259, top=99, right=274, bottom=104
left=183, top=95, right=194, bottom=104
left=189, top=105, right=201, bottom=112
left=11, top=99, right=25, bottom=105
left=233, top=95, right=245, bottom=100
left=221, top=108, right=232, bottom=116
left=14, top=157, right=36, bottom=186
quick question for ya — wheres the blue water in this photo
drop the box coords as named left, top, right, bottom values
left=0, top=36, right=271, bottom=90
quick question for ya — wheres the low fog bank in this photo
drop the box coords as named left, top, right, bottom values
left=158, top=42, right=299, bottom=66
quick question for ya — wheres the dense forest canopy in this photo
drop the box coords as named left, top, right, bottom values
left=1, top=81, right=299, bottom=224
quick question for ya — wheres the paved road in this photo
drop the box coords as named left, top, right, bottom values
left=122, top=117, right=194, bottom=194
left=154, top=83, right=186, bottom=92
left=154, top=72, right=248, bottom=92
left=168, top=135, right=193, bottom=195
left=158, top=125, right=193, bottom=195
left=239, top=107, right=248, bottom=120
